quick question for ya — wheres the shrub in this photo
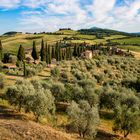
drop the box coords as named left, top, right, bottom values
left=9, top=55, right=17, bottom=64
left=83, top=87, right=99, bottom=106
left=0, top=73, right=4, bottom=89
left=26, top=67, right=36, bottom=77
left=51, top=67, right=60, bottom=78
left=51, top=82, right=65, bottom=102
left=78, top=79, right=96, bottom=88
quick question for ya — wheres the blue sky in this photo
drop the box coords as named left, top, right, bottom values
left=0, top=0, right=140, bottom=34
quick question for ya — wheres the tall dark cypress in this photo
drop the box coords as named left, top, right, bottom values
left=51, top=46, right=55, bottom=59
left=69, top=46, right=72, bottom=60
left=46, top=43, right=49, bottom=64
left=59, top=48, right=62, bottom=61
left=32, top=41, right=38, bottom=63
left=0, top=40, right=3, bottom=61
left=17, top=45, right=25, bottom=61
left=48, top=45, right=52, bottom=64
left=55, top=42, right=60, bottom=61
left=73, top=43, right=78, bottom=57
left=40, top=39, right=46, bottom=61
left=77, top=46, right=81, bottom=57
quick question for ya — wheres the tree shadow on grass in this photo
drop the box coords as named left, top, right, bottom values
left=96, top=129, right=122, bottom=140
left=0, top=105, right=27, bottom=120
left=99, top=110, right=114, bottom=120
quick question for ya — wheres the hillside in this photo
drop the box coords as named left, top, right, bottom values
left=78, top=27, right=140, bottom=37
left=1, top=28, right=140, bottom=55
left=0, top=28, right=140, bottom=140
left=0, top=104, right=74, bottom=140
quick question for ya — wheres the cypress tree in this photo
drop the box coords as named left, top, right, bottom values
left=0, top=40, right=3, bottom=61
left=73, top=43, right=78, bottom=57
left=17, top=45, right=25, bottom=61
left=61, top=49, right=64, bottom=60
left=48, top=45, right=52, bottom=64
left=51, top=46, right=55, bottom=59
left=69, top=46, right=72, bottom=60
left=32, top=41, right=38, bottom=63
left=46, top=44, right=52, bottom=64
left=40, top=39, right=46, bottom=61
left=59, top=49, right=62, bottom=61
left=46, top=43, right=49, bottom=64
left=77, top=46, right=81, bottom=57
left=23, top=60, right=27, bottom=77
left=55, top=42, right=60, bottom=61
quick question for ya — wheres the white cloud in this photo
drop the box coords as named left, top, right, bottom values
left=0, top=0, right=20, bottom=8
left=22, top=0, right=47, bottom=8
left=1, top=0, right=140, bottom=32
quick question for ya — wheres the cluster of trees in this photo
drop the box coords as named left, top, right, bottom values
left=49, top=56, right=140, bottom=138
left=2, top=53, right=140, bottom=139
left=6, top=79, right=55, bottom=121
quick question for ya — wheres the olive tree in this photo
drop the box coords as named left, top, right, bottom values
left=51, top=82, right=65, bottom=102
left=6, top=80, right=35, bottom=111
left=113, top=103, right=140, bottom=138
left=6, top=79, right=55, bottom=122
left=31, top=89, right=55, bottom=121
left=67, top=100, right=100, bottom=139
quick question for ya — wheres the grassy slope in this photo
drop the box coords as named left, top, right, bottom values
left=111, top=37, right=140, bottom=52
left=111, top=37, right=140, bottom=45
left=1, top=30, right=129, bottom=54
left=1, top=33, right=71, bottom=54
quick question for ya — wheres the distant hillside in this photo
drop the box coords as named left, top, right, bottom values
left=78, top=27, right=140, bottom=37
left=3, top=31, right=22, bottom=36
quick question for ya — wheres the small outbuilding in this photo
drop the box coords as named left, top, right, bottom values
left=81, top=50, right=93, bottom=59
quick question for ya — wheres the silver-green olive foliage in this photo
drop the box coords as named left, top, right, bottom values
left=67, top=100, right=100, bottom=138
left=6, top=79, right=55, bottom=121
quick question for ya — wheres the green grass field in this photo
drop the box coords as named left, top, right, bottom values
left=111, top=37, right=140, bottom=45
left=118, top=45, right=140, bottom=52
left=1, top=30, right=140, bottom=55
left=1, top=34, right=70, bottom=54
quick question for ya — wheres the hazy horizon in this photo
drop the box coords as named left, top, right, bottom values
left=0, top=0, right=140, bottom=34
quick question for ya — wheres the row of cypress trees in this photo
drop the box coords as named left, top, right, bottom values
left=17, top=39, right=76, bottom=65
left=1, top=39, right=95, bottom=64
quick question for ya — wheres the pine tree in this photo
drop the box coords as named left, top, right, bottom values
left=32, top=41, right=38, bottom=63
left=17, top=45, right=25, bottom=61
left=40, top=39, right=46, bottom=61
left=0, top=40, right=3, bottom=61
